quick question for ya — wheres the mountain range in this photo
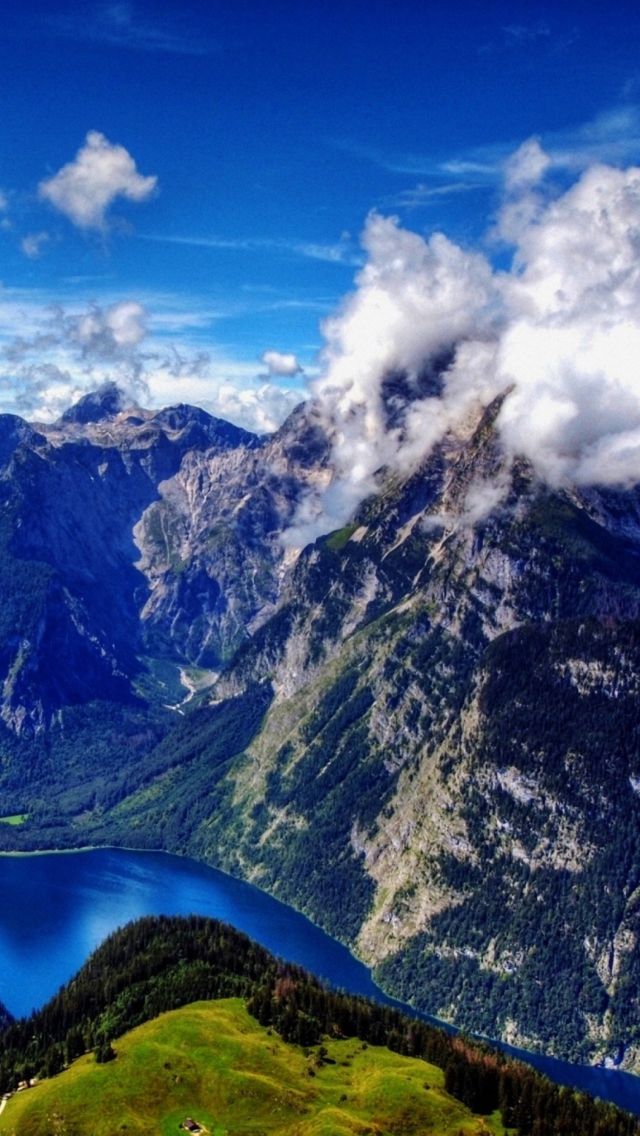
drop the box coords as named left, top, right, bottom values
left=1, top=381, right=640, bottom=1071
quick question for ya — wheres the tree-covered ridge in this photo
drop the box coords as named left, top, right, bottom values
left=0, top=915, right=637, bottom=1136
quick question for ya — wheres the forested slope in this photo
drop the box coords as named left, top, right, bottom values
left=1, top=391, right=640, bottom=1067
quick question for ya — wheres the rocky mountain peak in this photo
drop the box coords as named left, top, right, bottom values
left=58, top=381, right=128, bottom=426
left=150, top=403, right=260, bottom=453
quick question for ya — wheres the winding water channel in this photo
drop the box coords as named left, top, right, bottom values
left=0, top=847, right=639, bottom=1117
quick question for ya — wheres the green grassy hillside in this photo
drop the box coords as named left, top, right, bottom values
left=0, top=999, right=503, bottom=1136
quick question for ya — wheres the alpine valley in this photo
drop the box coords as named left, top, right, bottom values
left=1, top=379, right=640, bottom=1076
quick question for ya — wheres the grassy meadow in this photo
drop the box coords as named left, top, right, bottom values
left=0, top=998, right=506, bottom=1136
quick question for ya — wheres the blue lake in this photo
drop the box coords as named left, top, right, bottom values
left=0, top=846, right=639, bottom=1117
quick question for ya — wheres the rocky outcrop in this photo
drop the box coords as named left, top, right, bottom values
left=173, top=397, right=640, bottom=1068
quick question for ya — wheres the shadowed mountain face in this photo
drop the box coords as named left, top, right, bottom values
left=2, top=383, right=640, bottom=1070
left=0, top=385, right=327, bottom=732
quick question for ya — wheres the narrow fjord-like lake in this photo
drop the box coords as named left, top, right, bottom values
left=0, top=847, right=639, bottom=1116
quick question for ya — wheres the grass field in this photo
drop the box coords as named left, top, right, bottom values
left=0, top=814, right=28, bottom=826
left=0, top=999, right=506, bottom=1136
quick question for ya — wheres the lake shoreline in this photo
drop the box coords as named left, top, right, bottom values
left=0, top=844, right=638, bottom=1116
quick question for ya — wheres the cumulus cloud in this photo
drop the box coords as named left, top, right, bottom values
left=496, top=159, right=640, bottom=485
left=39, top=131, right=157, bottom=230
left=294, top=211, right=498, bottom=535
left=21, top=232, right=50, bottom=259
left=286, top=142, right=640, bottom=544
left=211, top=382, right=300, bottom=434
left=0, top=300, right=152, bottom=418
left=0, top=296, right=301, bottom=433
left=260, top=350, right=303, bottom=377
left=73, top=300, right=147, bottom=354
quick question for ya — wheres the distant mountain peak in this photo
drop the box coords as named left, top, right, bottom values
left=58, top=381, right=129, bottom=426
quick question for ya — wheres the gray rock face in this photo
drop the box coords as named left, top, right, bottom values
left=176, top=394, right=640, bottom=1068
left=135, top=402, right=330, bottom=666
left=0, top=390, right=327, bottom=732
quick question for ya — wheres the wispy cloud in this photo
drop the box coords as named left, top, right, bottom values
left=479, top=19, right=580, bottom=56
left=21, top=232, right=50, bottom=259
left=338, top=105, right=640, bottom=196
left=502, top=22, right=551, bottom=45
left=140, top=232, right=363, bottom=266
left=332, top=140, right=446, bottom=178
left=547, top=105, right=640, bottom=169
left=45, top=2, right=215, bottom=56
left=479, top=21, right=551, bottom=54
left=334, top=136, right=511, bottom=181
left=382, top=182, right=482, bottom=209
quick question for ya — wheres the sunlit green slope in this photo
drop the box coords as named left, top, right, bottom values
left=0, top=998, right=503, bottom=1136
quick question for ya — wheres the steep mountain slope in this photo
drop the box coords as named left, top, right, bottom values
left=0, top=384, right=325, bottom=732
left=173, top=398, right=640, bottom=1067
left=1, top=387, right=640, bottom=1070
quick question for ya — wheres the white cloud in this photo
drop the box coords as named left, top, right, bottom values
left=303, top=211, right=498, bottom=524
left=144, top=358, right=300, bottom=434
left=0, top=294, right=301, bottom=434
left=21, top=232, right=50, bottom=259
left=260, top=350, right=302, bottom=377
left=285, top=145, right=640, bottom=545
left=74, top=300, right=147, bottom=353
left=209, top=382, right=300, bottom=434
left=503, top=138, right=551, bottom=193
left=39, top=131, right=157, bottom=230
left=495, top=158, right=640, bottom=485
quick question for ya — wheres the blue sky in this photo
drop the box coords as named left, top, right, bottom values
left=2, top=0, right=640, bottom=430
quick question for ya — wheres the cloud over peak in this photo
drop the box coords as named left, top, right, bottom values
left=39, top=132, right=157, bottom=230
left=288, top=144, right=640, bottom=543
